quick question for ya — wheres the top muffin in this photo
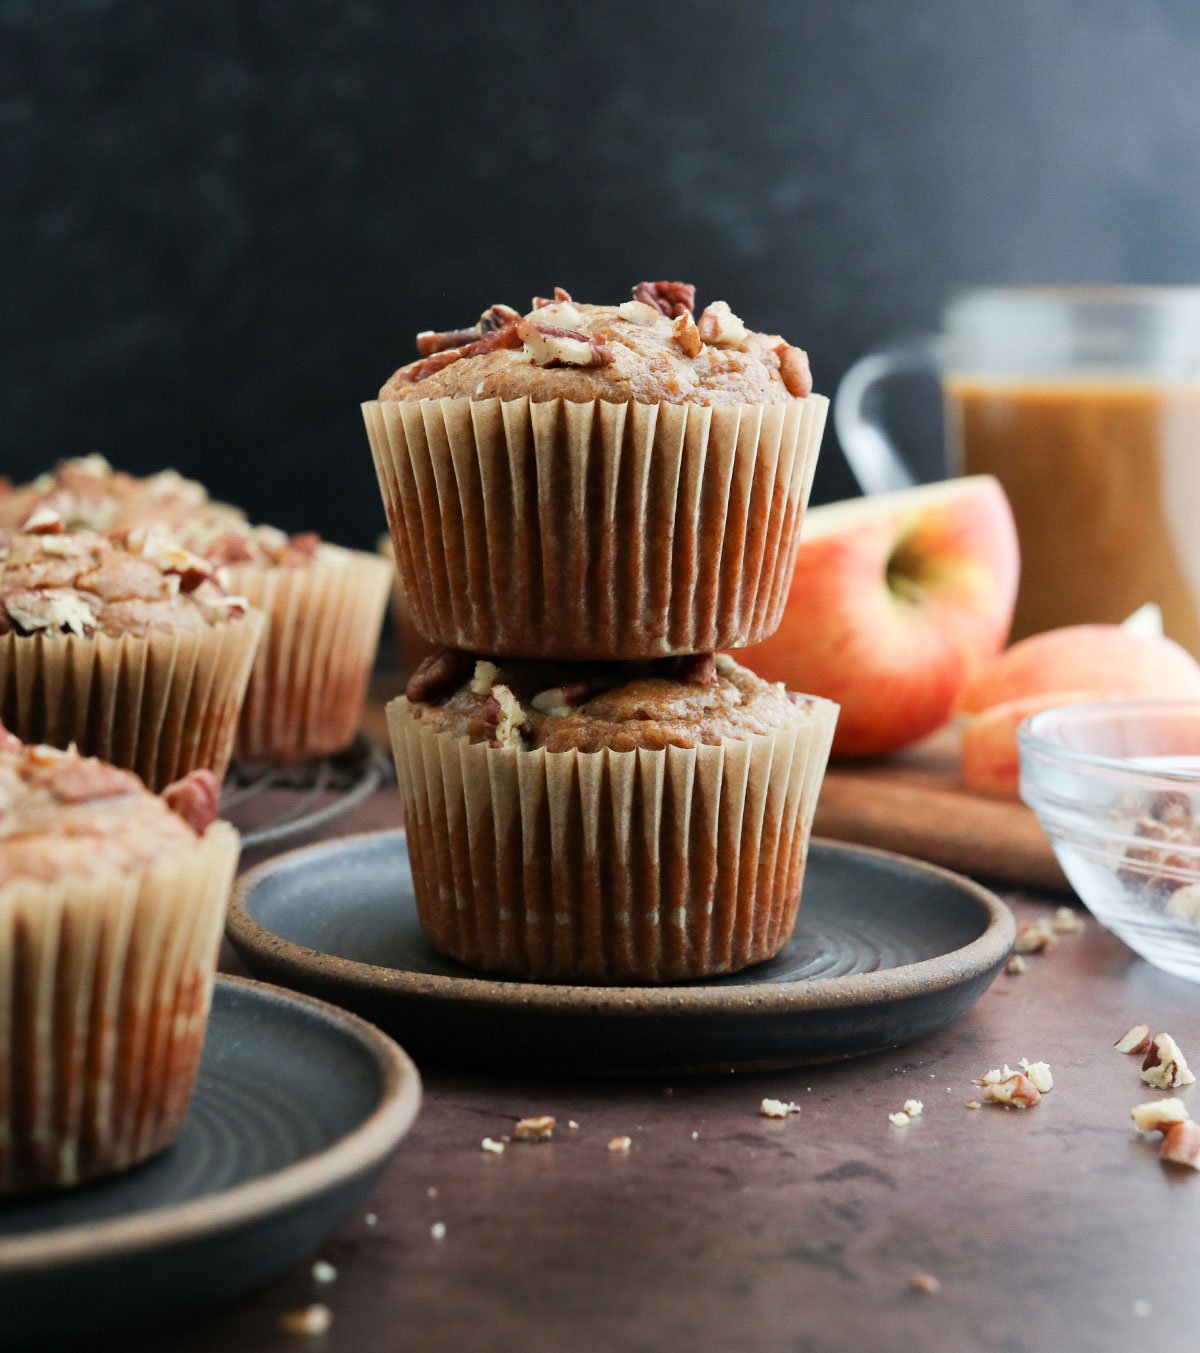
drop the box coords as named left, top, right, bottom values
left=378, top=283, right=812, bottom=406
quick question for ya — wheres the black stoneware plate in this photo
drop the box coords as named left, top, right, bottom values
left=228, top=832, right=1014, bottom=1075
left=0, top=976, right=420, bottom=1350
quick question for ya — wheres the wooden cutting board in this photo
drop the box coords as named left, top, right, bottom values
left=813, top=724, right=1068, bottom=892
left=365, top=682, right=1067, bottom=894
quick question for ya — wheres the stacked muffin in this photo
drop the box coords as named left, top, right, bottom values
left=365, top=283, right=838, bottom=983
left=0, top=455, right=391, bottom=765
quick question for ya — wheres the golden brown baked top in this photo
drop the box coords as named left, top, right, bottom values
left=377, top=283, right=813, bottom=407
left=0, top=521, right=252, bottom=639
left=404, top=650, right=818, bottom=752
left=0, top=457, right=334, bottom=570
left=0, top=726, right=222, bottom=888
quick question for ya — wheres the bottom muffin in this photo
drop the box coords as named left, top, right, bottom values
left=0, top=727, right=239, bottom=1193
left=387, top=651, right=837, bottom=983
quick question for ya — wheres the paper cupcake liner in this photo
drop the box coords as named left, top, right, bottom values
left=227, top=551, right=391, bottom=762
left=377, top=534, right=437, bottom=679
left=0, top=614, right=264, bottom=791
left=364, top=394, right=828, bottom=660
left=0, top=822, right=239, bottom=1194
left=387, top=696, right=837, bottom=983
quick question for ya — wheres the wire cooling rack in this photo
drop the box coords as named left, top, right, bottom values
left=220, top=731, right=390, bottom=850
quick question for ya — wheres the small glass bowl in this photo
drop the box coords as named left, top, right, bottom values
left=1019, top=701, right=1200, bottom=982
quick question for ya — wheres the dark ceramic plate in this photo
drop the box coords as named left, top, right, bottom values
left=228, top=832, right=1014, bottom=1075
left=0, top=976, right=421, bottom=1350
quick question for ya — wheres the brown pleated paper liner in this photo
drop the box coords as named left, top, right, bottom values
left=0, top=822, right=239, bottom=1194
left=364, top=393, right=828, bottom=660
left=387, top=696, right=838, bottom=984
left=0, top=613, right=265, bottom=792
left=226, top=550, right=391, bottom=762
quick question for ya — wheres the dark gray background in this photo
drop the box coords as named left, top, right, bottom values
left=5, top=0, right=1199, bottom=546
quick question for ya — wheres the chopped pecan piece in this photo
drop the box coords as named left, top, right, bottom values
left=415, top=326, right=481, bottom=357
left=672, top=311, right=703, bottom=358
left=533, top=287, right=574, bottom=308
left=1131, top=1098, right=1189, bottom=1134
left=670, top=653, right=717, bottom=686
left=405, top=647, right=474, bottom=703
left=1160, top=1119, right=1200, bottom=1170
left=631, top=281, right=696, bottom=318
left=204, top=530, right=258, bottom=568
left=1013, top=918, right=1057, bottom=953
left=616, top=300, right=659, bottom=325
left=482, top=684, right=529, bottom=748
left=1115, top=1023, right=1152, bottom=1055
left=460, top=322, right=524, bottom=359
left=983, top=1072, right=1042, bottom=1108
left=697, top=301, right=748, bottom=348
left=1141, top=1032, right=1196, bottom=1089
left=513, top=1115, right=555, bottom=1142
left=163, top=769, right=221, bottom=834
left=479, top=303, right=522, bottom=333
left=48, top=758, right=143, bottom=804
left=22, top=507, right=65, bottom=535
left=776, top=343, right=813, bottom=397
left=517, top=320, right=614, bottom=368
left=398, top=347, right=467, bottom=384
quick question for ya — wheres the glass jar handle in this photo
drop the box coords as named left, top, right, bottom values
left=833, top=336, right=943, bottom=495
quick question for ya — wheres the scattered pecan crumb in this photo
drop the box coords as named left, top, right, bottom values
left=888, top=1112, right=910, bottom=1127
left=1013, top=919, right=1057, bottom=953
left=1018, top=1059, right=1054, bottom=1093
left=405, top=647, right=474, bottom=703
left=759, top=1098, right=800, bottom=1119
left=278, top=1304, right=332, bottom=1338
left=312, top=1260, right=337, bottom=1285
left=430, top=1221, right=447, bottom=1241
left=1006, top=955, right=1027, bottom=976
left=672, top=311, right=703, bottom=358
left=775, top=343, right=813, bottom=397
left=568, top=1120, right=580, bottom=1130
left=513, top=1115, right=555, bottom=1142
left=1115, top=1023, right=1152, bottom=1055
left=1141, top=1032, right=1196, bottom=1089
left=902, top=1099, right=924, bottom=1117
left=983, top=1072, right=1042, bottom=1108
left=1160, top=1119, right=1200, bottom=1170
left=1051, top=905, right=1086, bottom=934
left=481, top=1137, right=506, bottom=1155
left=608, top=1135, right=633, bottom=1153
left=964, top=1100, right=982, bottom=1110
left=910, top=1273, right=941, bottom=1295
left=631, top=280, right=696, bottom=318
left=1131, top=1098, right=1189, bottom=1134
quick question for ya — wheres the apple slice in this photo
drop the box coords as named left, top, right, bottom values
left=739, top=476, right=1019, bottom=758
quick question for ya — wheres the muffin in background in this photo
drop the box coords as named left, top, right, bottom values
left=365, top=284, right=827, bottom=660
left=0, top=518, right=263, bottom=789
left=0, top=726, right=239, bottom=1194
left=1, top=457, right=390, bottom=762
left=389, top=650, right=837, bottom=983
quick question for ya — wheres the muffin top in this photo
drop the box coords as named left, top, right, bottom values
left=0, top=457, right=338, bottom=571
left=378, top=283, right=813, bottom=407
left=0, top=725, right=222, bottom=888
left=0, top=519, right=252, bottom=639
left=403, top=649, right=820, bottom=753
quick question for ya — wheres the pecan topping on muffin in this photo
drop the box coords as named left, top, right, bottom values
left=405, top=653, right=820, bottom=754
left=631, top=281, right=696, bottom=318
left=378, top=285, right=814, bottom=407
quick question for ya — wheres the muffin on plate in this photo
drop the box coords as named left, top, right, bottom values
left=388, top=650, right=837, bottom=983
left=1, top=457, right=391, bottom=762
left=364, top=283, right=827, bottom=660
left=0, top=517, right=263, bottom=789
left=0, top=726, right=239, bottom=1193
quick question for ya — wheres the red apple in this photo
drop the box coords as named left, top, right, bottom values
left=739, top=476, right=1019, bottom=758
left=961, top=688, right=1106, bottom=798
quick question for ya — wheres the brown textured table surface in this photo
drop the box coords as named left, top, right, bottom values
left=116, top=786, right=1200, bottom=1353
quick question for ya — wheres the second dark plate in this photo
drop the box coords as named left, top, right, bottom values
left=228, top=831, right=1014, bottom=1074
